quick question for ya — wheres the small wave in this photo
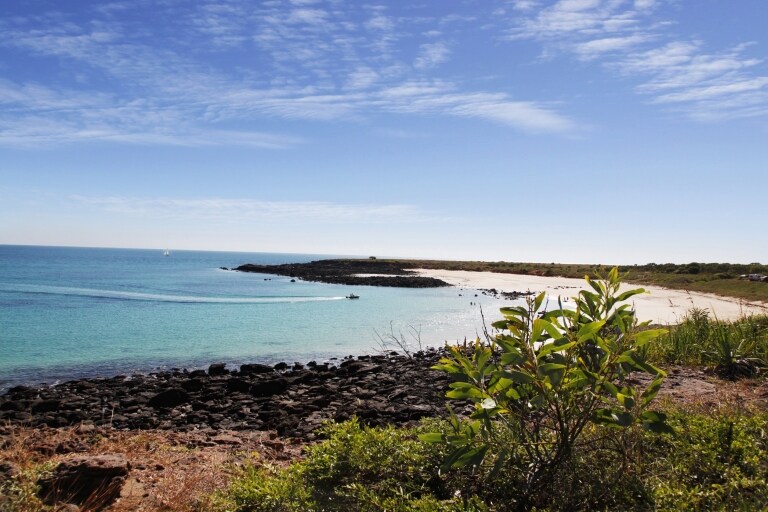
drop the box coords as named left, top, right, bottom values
left=0, top=283, right=346, bottom=304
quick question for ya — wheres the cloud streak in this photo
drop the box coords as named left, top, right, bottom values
left=69, top=195, right=427, bottom=223
left=0, top=1, right=578, bottom=148
left=506, top=0, right=768, bottom=120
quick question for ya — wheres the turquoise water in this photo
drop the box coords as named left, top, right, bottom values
left=0, top=245, right=515, bottom=390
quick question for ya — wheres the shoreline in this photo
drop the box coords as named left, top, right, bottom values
left=412, top=268, right=768, bottom=324
left=0, top=350, right=451, bottom=439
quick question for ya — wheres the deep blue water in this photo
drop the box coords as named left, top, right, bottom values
left=0, top=245, right=513, bottom=391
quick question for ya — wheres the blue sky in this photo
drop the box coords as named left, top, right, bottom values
left=1, top=0, right=766, bottom=263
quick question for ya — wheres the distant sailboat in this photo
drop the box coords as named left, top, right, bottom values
left=163, top=249, right=170, bottom=257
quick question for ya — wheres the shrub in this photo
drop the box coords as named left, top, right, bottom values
left=643, top=410, right=768, bottom=510
left=424, top=268, right=672, bottom=510
left=224, top=419, right=461, bottom=512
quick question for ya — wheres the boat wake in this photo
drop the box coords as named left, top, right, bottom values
left=0, top=283, right=347, bottom=304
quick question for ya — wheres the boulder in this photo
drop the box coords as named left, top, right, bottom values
left=208, top=363, right=227, bottom=376
left=147, top=388, right=190, bottom=409
left=250, top=378, right=289, bottom=397
left=239, top=363, right=273, bottom=375
left=31, top=399, right=61, bottom=413
left=38, top=454, right=129, bottom=509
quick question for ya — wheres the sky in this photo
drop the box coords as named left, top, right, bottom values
left=1, top=0, right=766, bottom=264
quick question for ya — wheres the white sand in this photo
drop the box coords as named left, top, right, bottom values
left=413, top=269, right=768, bottom=324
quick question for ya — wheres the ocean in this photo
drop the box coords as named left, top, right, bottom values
left=0, top=245, right=515, bottom=391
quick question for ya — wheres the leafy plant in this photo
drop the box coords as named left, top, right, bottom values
left=705, top=322, right=763, bottom=379
left=224, top=418, right=454, bottom=512
left=424, top=268, right=672, bottom=510
left=643, top=409, right=768, bottom=510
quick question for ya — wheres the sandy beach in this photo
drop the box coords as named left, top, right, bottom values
left=413, top=269, right=768, bottom=324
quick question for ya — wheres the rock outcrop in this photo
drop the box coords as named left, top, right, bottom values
left=38, top=454, right=130, bottom=510
left=0, top=350, right=452, bottom=439
left=234, top=259, right=450, bottom=288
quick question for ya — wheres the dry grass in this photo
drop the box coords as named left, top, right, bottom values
left=0, top=424, right=303, bottom=511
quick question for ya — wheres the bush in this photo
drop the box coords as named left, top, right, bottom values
left=224, top=418, right=471, bottom=511
left=424, top=268, right=672, bottom=510
left=644, top=410, right=768, bottom=510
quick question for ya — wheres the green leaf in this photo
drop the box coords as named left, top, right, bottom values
left=633, top=328, right=668, bottom=348
left=538, top=363, right=566, bottom=374
left=541, top=320, right=564, bottom=340
left=577, top=320, right=606, bottom=342
left=641, top=411, right=675, bottom=435
left=501, top=370, right=535, bottom=384
left=534, top=291, right=546, bottom=312
left=530, top=318, right=548, bottom=346
left=488, top=377, right=513, bottom=394
left=491, top=320, right=508, bottom=330
left=418, top=433, right=444, bottom=443
left=446, top=385, right=485, bottom=400
left=640, top=375, right=665, bottom=407
left=601, top=381, right=620, bottom=398
left=592, top=408, right=634, bottom=428
left=500, top=351, right=526, bottom=366
left=453, top=445, right=490, bottom=468
left=615, top=288, right=646, bottom=302
left=616, top=392, right=635, bottom=411
left=537, top=339, right=576, bottom=358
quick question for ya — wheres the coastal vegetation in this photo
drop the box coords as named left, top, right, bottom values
left=216, top=270, right=768, bottom=511
left=234, top=258, right=768, bottom=302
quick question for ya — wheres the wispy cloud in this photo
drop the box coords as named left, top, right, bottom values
left=574, top=34, right=653, bottom=60
left=615, top=41, right=768, bottom=119
left=0, top=1, right=580, bottom=148
left=414, top=42, right=451, bottom=70
left=506, top=0, right=768, bottom=120
left=70, top=195, right=426, bottom=223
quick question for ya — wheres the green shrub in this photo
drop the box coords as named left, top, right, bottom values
left=643, top=410, right=768, bottom=510
left=651, top=309, right=768, bottom=374
left=223, top=418, right=464, bottom=512
left=424, top=268, right=672, bottom=510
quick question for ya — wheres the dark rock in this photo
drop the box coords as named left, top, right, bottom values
left=239, top=363, right=273, bottom=375
left=31, top=399, right=61, bottom=413
left=180, top=379, right=204, bottom=392
left=227, top=378, right=251, bottom=394
left=147, top=389, right=190, bottom=409
left=208, top=363, right=227, bottom=376
left=233, top=259, right=450, bottom=288
left=250, top=378, right=289, bottom=397
left=0, top=349, right=451, bottom=439
left=38, top=454, right=129, bottom=509
left=0, top=400, right=25, bottom=411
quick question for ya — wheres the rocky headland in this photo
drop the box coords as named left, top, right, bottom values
left=233, top=259, right=450, bottom=288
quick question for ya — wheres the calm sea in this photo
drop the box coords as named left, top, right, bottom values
left=0, top=245, right=514, bottom=391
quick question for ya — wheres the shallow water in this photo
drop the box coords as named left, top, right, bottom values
left=0, top=245, right=517, bottom=390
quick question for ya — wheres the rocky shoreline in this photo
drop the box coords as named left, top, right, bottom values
left=233, top=259, right=450, bottom=288
left=0, top=350, right=452, bottom=440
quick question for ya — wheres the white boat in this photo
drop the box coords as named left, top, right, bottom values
left=163, top=249, right=170, bottom=257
